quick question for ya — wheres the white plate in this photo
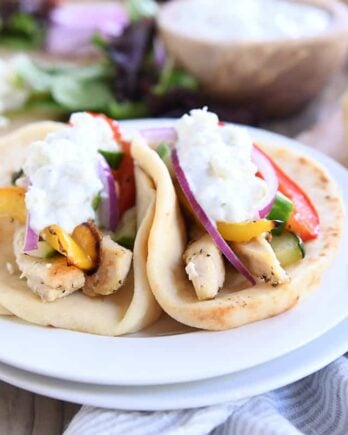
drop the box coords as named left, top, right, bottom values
left=0, top=121, right=347, bottom=386
left=1, top=316, right=348, bottom=411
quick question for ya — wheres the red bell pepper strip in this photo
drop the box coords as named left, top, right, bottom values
left=254, top=144, right=319, bottom=241
left=112, top=141, right=136, bottom=215
left=90, top=113, right=136, bottom=215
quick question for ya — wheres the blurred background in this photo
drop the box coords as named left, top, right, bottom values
left=1, top=0, right=348, bottom=149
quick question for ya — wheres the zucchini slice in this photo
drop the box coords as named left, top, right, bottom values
left=267, top=192, right=294, bottom=235
left=270, top=231, right=305, bottom=267
left=98, top=150, right=124, bottom=169
left=26, top=241, right=56, bottom=259
left=112, top=207, right=136, bottom=249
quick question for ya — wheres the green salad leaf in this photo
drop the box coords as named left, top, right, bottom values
left=12, top=56, right=133, bottom=117
left=153, top=58, right=199, bottom=96
left=126, top=0, right=159, bottom=22
left=51, top=76, right=114, bottom=112
left=107, top=100, right=147, bottom=119
left=9, top=13, right=40, bottom=36
left=14, top=55, right=52, bottom=93
left=0, top=13, right=45, bottom=49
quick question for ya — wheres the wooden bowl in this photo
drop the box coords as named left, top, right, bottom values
left=157, top=0, right=348, bottom=118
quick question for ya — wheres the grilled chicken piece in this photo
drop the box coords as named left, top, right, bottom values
left=14, top=229, right=85, bottom=302
left=232, top=235, right=289, bottom=286
left=83, top=236, right=132, bottom=297
left=183, top=233, right=225, bottom=300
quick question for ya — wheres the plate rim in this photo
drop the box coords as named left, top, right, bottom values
left=0, top=316, right=347, bottom=411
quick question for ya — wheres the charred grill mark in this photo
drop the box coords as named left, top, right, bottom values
left=260, top=273, right=271, bottom=283
left=320, top=174, right=329, bottom=184
left=58, top=240, right=66, bottom=255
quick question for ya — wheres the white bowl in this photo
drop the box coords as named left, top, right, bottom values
left=158, top=0, right=348, bottom=117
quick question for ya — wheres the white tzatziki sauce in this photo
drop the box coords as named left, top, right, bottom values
left=175, top=108, right=268, bottom=224
left=24, top=112, right=119, bottom=234
left=166, top=0, right=330, bottom=41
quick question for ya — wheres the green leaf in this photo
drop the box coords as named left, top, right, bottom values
left=14, top=55, right=52, bottom=93
left=153, top=58, right=198, bottom=96
left=16, top=55, right=109, bottom=91
left=51, top=76, right=114, bottom=111
left=19, top=97, right=63, bottom=114
left=5, top=97, right=65, bottom=123
left=7, top=54, right=116, bottom=116
left=91, top=32, right=109, bottom=50
left=9, top=13, right=40, bottom=36
left=107, top=100, right=148, bottom=119
left=0, top=13, right=45, bottom=49
left=126, top=0, right=158, bottom=21
left=0, top=35, right=41, bottom=50
left=56, top=63, right=110, bottom=81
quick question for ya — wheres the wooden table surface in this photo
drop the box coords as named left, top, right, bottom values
left=0, top=63, right=347, bottom=435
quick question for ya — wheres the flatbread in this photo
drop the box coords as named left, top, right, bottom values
left=132, top=135, right=345, bottom=330
left=0, top=122, right=162, bottom=335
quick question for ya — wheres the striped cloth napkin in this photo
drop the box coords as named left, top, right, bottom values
left=65, top=354, right=348, bottom=435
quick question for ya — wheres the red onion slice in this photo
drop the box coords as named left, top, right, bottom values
left=98, top=157, right=119, bottom=232
left=252, top=145, right=279, bottom=219
left=50, top=3, right=128, bottom=33
left=172, top=149, right=256, bottom=285
left=47, top=3, right=129, bottom=54
left=23, top=216, right=39, bottom=253
left=140, top=127, right=177, bottom=146
left=46, top=26, right=99, bottom=56
left=153, top=38, right=167, bottom=68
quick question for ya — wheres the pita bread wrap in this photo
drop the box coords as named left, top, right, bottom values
left=131, top=135, right=345, bottom=331
left=0, top=122, right=161, bottom=336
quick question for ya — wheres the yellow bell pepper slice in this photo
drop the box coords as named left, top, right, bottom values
left=217, top=219, right=280, bottom=243
left=41, top=225, right=94, bottom=272
left=72, top=222, right=101, bottom=269
left=0, top=187, right=26, bottom=223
